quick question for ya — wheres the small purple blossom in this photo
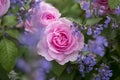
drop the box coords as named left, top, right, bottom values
left=86, top=10, right=91, bottom=18
left=87, top=27, right=92, bottom=35
left=10, top=0, right=24, bottom=8
left=29, top=58, right=52, bottom=80
left=93, top=63, right=112, bottom=80
left=82, top=44, right=89, bottom=52
left=83, top=2, right=89, bottom=10
left=16, top=58, right=31, bottom=73
left=96, top=36, right=108, bottom=47
left=115, top=6, right=120, bottom=14
left=32, top=68, right=46, bottom=80
left=19, top=32, right=40, bottom=48
left=39, top=58, right=52, bottom=73
left=78, top=54, right=96, bottom=77
left=88, top=36, right=108, bottom=57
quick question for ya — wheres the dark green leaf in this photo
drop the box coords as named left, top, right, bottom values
left=59, top=70, right=76, bottom=80
left=68, top=17, right=83, bottom=25
left=115, top=76, right=120, bottom=80
left=0, top=64, right=10, bottom=80
left=115, top=42, right=120, bottom=56
left=6, top=29, right=20, bottom=39
left=108, top=0, right=120, bottom=9
left=23, top=0, right=32, bottom=10
left=0, top=38, right=18, bottom=72
left=86, top=17, right=103, bottom=26
left=3, top=15, right=18, bottom=26
left=0, top=30, right=2, bottom=36
left=52, top=61, right=66, bottom=77
left=46, top=0, right=82, bottom=17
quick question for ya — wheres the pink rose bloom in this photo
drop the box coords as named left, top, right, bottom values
left=25, top=1, right=61, bottom=32
left=37, top=18, right=84, bottom=65
left=93, top=0, right=114, bottom=14
left=0, top=0, right=10, bottom=17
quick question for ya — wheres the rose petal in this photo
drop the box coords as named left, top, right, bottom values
left=37, top=37, right=53, bottom=61
left=48, top=50, right=65, bottom=61
left=57, top=51, right=79, bottom=65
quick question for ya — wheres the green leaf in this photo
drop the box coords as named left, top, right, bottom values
left=46, top=0, right=82, bottom=17
left=6, top=29, right=20, bottom=39
left=0, top=38, right=18, bottom=72
left=52, top=61, right=66, bottom=77
left=10, top=5, right=20, bottom=14
left=68, top=17, right=83, bottom=25
left=23, top=0, right=32, bottom=10
left=85, top=17, right=103, bottom=26
left=108, top=0, right=120, bottom=9
left=0, top=30, right=2, bottom=36
left=3, top=15, right=18, bottom=26
left=115, top=42, right=120, bottom=56
left=59, top=70, right=76, bottom=80
left=115, top=76, right=120, bottom=80
left=0, top=64, right=10, bottom=80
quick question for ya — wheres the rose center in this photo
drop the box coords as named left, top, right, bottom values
left=46, top=14, right=55, bottom=20
left=53, top=32, right=68, bottom=47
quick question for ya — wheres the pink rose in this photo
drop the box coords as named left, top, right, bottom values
left=37, top=18, right=84, bottom=65
left=0, top=0, right=10, bottom=17
left=25, top=1, right=61, bottom=32
left=36, top=1, right=61, bottom=26
left=93, top=0, right=114, bottom=14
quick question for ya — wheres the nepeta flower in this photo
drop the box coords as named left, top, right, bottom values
left=78, top=54, right=96, bottom=77
left=37, top=18, right=84, bottom=65
left=88, top=36, right=108, bottom=57
left=79, top=0, right=91, bottom=18
left=0, top=0, right=10, bottom=17
left=16, top=58, right=31, bottom=73
left=93, top=63, right=112, bottom=80
left=115, top=6, right=120, bottom=14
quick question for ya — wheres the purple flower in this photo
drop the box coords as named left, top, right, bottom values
left=19, top=32, right=41, bottom=48
left=88, top=36, right=108, bottom=57
left=10, top=0, right=25, bottom=8
left=115, top=6, right=120, bottom=14
left=93, top=63, right=112, bottom=80
left=77, top=54, right=96, bottom=77
left=104, top=16, right=111, bottom=28
left=32, top=69, right=46, bottom=80
left=87, top=27, right=92, bottom=35
left=83, top=2, right=89, bottom=10
left=16, top=58, right=31, bottom=73
left=96, top=36, right=108, bottom=47
left=86, top=10, right=91, bottom=18
left=40, top=58, right=52, bottom=73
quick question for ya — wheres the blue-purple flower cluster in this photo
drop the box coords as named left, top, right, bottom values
left=10, top=0, right=25, bottom=8
left=88, top=36, right=108, bottom=57
left=93, top=63, right=112, bottom=80
left=77, top=53, right=96, bottom=77
left=16, top=58, right=52, bottom=80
